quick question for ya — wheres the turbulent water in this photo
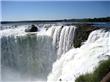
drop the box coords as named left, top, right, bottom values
left=0, top=24, right=76, bottom=81
left=1, top=23, right=110, bottom=82
left=47, top=29, right=110, bottom=82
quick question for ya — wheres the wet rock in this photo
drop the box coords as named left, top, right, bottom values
left=73, top=24, right=100, bottom=48
left=25, top=25, right=38, bottom=32
left=101, top=72, right=110, bottom=82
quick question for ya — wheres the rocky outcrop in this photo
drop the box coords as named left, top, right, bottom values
left=25, top=25, right=38, bottom=32
left=101, top=72, right=110, bottom=82
left=73, top=24, right=100, bottom=48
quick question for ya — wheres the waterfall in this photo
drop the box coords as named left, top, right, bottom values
left=1, top=32, right=55, bottom=81
left=47, top=29, right=110, bottom=82
left=1, top=24, right=76, bottom=81
left=48, top=25, right=76, bottom=58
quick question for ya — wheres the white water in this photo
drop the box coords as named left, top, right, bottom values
left=1, top=24, right=76, bottom=81
left=1, top=24, right=109, bottom=82
left=48, top=25, right=76, bottom=58
left=47, top=29, right=110, bottom=82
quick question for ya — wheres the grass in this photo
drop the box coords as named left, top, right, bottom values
left=75, top=58, right=110, bottom=82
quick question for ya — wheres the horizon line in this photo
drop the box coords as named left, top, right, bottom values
left=1, top=16, right=110, bottom=22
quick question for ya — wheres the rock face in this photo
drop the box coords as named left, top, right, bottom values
left=25, top=25, right=38, bottom=32
left=30, top=25, right=38, bottom=32
left=73, top=24, right=100, bottom=48
left=101, top=72, right=110, bottom=82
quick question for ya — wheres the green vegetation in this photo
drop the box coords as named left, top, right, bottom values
left=75, top=17, right=110, bottom=22
left=63, top=17, right=110, bottom=22
left=75, top=58, right=110, bottom=82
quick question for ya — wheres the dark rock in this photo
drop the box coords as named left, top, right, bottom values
left=59, top=78, right=62, bottom=81
left=73, top=24, right=100, bottom=48
left=25, top=25, right=38, bottom=32
left=101, top=72, right=110, bottom=82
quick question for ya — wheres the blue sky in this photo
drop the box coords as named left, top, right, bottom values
left=1, top=1, right=110, bottom=21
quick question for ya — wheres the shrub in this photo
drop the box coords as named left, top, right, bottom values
left=75, top=58, right=110, bottom=82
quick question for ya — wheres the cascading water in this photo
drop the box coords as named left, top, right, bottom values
left=47, top=28, right=110, bottom=82
left=1, top=29, right=55, bottom=81
left=49, top=25, right=76, bottom=58
left=0, top=24, right=76, bottom=82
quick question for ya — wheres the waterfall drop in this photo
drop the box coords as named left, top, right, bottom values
left=1, top=24, right=76, bottom=81
left=47, top=29, right=110, bottom=82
